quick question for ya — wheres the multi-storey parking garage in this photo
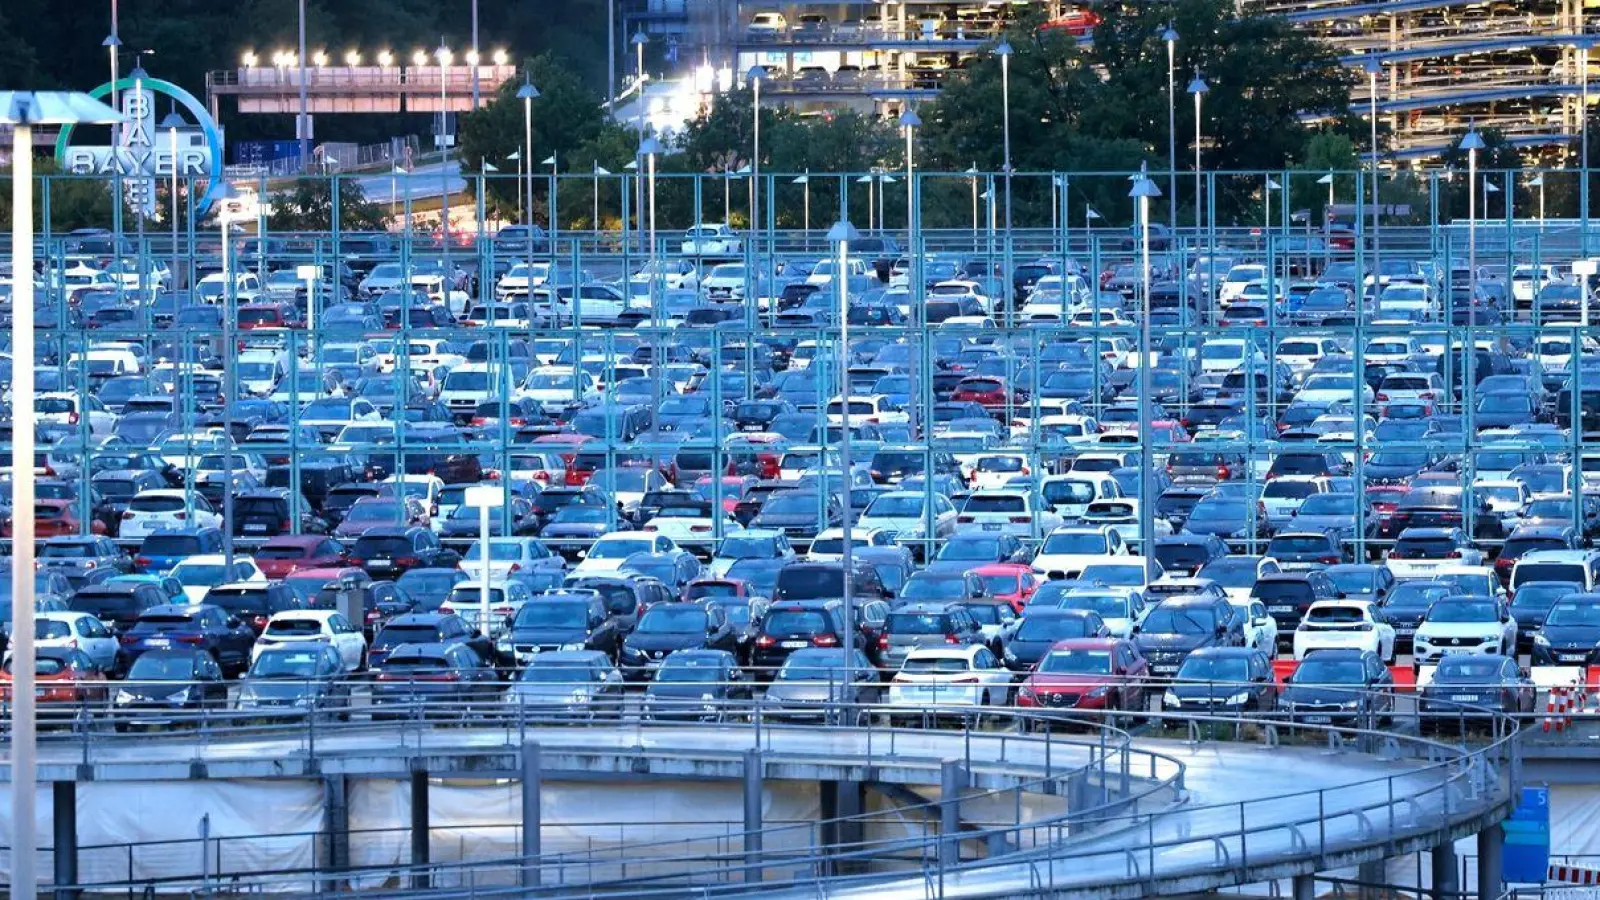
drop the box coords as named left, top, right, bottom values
left=719, top=0, right=1594, bottom=158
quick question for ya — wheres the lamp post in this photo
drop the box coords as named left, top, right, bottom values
left=1530, top=173, right=1546, bottom=223
left=1484, top=178, right=1500, bottom=219
left=1462, top=124, right=1485, bottom=332
left=390, top=164, right=406, bottom=221
left=994, top=39, right=1013, bottom=305
left=464, top=486, right=503, bottom=638
left=1317, top=172, right=1335, bottom=270
left=900, top=108, right=920, bottom=235
left=900, top=107, right=921, bottom=438
left=1187, top=68, right=1209, bottom=241
left=162, top=110, right=185, bottom=296
left=297, top=0, right=309, bottom=169
left=793, top=173, right=811, bottom=237
left=542, top=154, right=558, bottom=251
left=641, top=135, right=664, bottom=472
left=517, top=76, right=541, bottom=262
left=632, top=31, right=649, bottom=252
left=1162, top=25, right=1178, bottom=230
left=1085, top=206, right=1101, bottom=253
left=1264, top=176, right=1281, bottom=239
left=966, top=164, right=980, bottom=235
left=1365, top=57, right=1383, bottom=274
left=508, top=150, right=522, bottom=222
left=1129, top=165, right=1161, bottom=571
left=593, top=162, right=611, bottom=233
left=217, top=179, right=243, bottom=569
left=2, top=90, right=123, bottom=900
left=748, top=65, right=766, bottom=237
left=828, top=219, right=862, bottom=690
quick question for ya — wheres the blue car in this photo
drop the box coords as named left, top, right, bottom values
left=134, top=527, right=226, bottom=574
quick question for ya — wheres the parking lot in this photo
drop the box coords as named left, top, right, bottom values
left=5, top=184, right=1600, bottom=737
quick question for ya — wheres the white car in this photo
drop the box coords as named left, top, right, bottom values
left=968, top=453, right=1034, bottom=491
left=572, top=531, right=682, bottom=576
left=36, top=611, right=120, bottom=673
left=1039, top=473, right=1122, bottom=520
left=462, top=537, right=566, bottom=580
left=1260, top=476, right=1330, bottom=531
left=298, top=396, right=382, bottom=440
left=36, top=392, right=116, bottom=435
left=641, top=506, right=738, bottom=546
left=1412, top=597, right=1517, bottom=666
left=708, top=528, right=796, bottom=578
left=701, top=262, right=748, bottom=301
left=1293, top=373, right=1374, bottom=407
left=887, top=645, right=1012, bottom=715
left=170, top=556, right=267, bottom=603
left=805, top=527, right=897, bottom=563
left=680, top=224, right=742, bottom=256
left=1055, top=586, right=1147, bottom=637
left=520, top=367, right=600, bottom=407
left=955, top=490, right=1063, bottom=540
left=1386, top=528, right=1485, bottom=580
left=1197, top=339, right=1265, bottom=375
left=1275, top=337, right=1342, bottom=373
left=825, top=394, right=909, bottom=428
left=1031, top=525, right=1128, bottom=581
left=1218, top=264, right=1268, bottom=305
left=1363, top=336, right=1421, bottom=365
left=251, top=610, right=368, bottom=671
left=118, top=490, right=223, bottom=540
left=1232, top=598, right=1280, bottom=657
left=857, top=491, right=959, bottom=544
left=1291, top=600, right=1394, bottom=662
left=1078, top=499, right=1171, bottom=550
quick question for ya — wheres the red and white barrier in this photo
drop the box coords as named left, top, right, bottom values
left=1548, top=863, right=1600, bottom=885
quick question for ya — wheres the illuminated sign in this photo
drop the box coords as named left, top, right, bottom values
left=53, top=72, right=227, bottom=215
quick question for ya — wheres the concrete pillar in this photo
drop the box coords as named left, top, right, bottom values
left=1360, top=858, right=1387, bottom=900
left=1477, top=825, right=1504, bottom=900
left=323, top=775, right=350, bottom=891
left=1433, top=841, right=1459, bottom=900
left=818, top=780, right=865, bottom=876
left=410, top=770, right=430, bottom=890
left=743, top=748, right=762, bottom=883
left=940, top=759, right=965, bottom=870
left=52, top=781, right=77, bottom=900
left=1293, top=873, right=1315, bottom=900
left=521, top=742, right=541, bottom=889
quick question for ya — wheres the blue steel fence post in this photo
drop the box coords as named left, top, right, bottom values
left=1354, top=170, right=1368, bottom=560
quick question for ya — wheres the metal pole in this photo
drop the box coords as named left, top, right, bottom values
left=1166, top=31, right=1177, bottom=229
left=521, top=742, right=541, bottom=887
left=838, top=232, right=855, bottom=686
left=524, top=96, right=534, bottom=237
left=298, top=0, right=309, bottom=170
left=10, top=119, right=39, bottom=900
left=1194, top=90, right=1202, bottom=242
left=608, top=0, right=616, bottom=110
left=1369, top=65, right=1381, bottom=275
left=480, top=503, right=491, bottom=637
left=1138, top=183, right=1154, bottom=570
left=752, top=73, right=761, bottom=238
left=471, top=0, right=481, bottom=110
left=1583, top=44, right=1591, bottom=253
left=221, top=213, right=235, bottom=569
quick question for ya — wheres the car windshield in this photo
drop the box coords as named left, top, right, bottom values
left=939, top=538, right=1002, bottom=561
left=518, top=659, right=598, bottom=683
left=866, top=496, right=925, bottom=518
left=1043, top=481, right=1097, bottom=504
left=899, top=577, right=967, bottom=602
left=1197, top=558, right=1262, bottom=588
left=1037, top=648, right=1111, bottom=674
left=1042, top=531, right=1107, bottom=554
left=126, top=653, right=194, bottom=680
left=1176, top=656, right=1249, bottom=682
left=638, top=605, right=709, bottom=634
left=1141, top=604, right=1216, bottom=634
left=173, top=565, right=229, bottom=587
left=590, top=539, right=651, bottom=560
left=1299, top=494, right=1354, bottom=515
left=250, top=649, right=329, bottom=678
left=655, top=661, right=724, bottom=684
left=1015, top=616, right=1092, bottom=641
left=514, top=603, right=587, bottom=629
left=1078, top=565, right=1145, bottom=586
left=1293, top=659, right=1365, bottom=684
left=1428, top=600, right=1497, bottom=623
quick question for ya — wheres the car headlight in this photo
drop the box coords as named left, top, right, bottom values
left=701, top=692, right=717, bottom=702
left=496, top=640, right=513, bottom=652
left=1225, top=691, right=1252, bottom=705
left=1003, top=648, right=1017, bottom=661
left=1086, top=686, right=1109, bottom=698
left=1534, top=633, right=1551, bottom=646
left=1337, top=699, right=1359, bottom=710
left=1163, top=690, right=1181, bottom=707
left=169, top=688, right=192, bottom=705
left=570, top=690, right=591, bottom=704
left=560, top=642, right=586, bottom=651
left=115, top=690, right=136, bottom=705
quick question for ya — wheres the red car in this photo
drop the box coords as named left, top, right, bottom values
left=724, top=435, right=783, bottom=480
left=1015, top=638, right=1149, bottom=722
left=254, top=535, right=348, bottom=579
left=5, top=499, right=106, bottom=538
left=1, top=649, right=108, bottom=707
left=971, top=563, right=1039, bottom=613
left=1039, top=7, right=1101, bottom=36
left=950, top=376, right=1027, bottom=411
left=683, top=578, right=755, bottom=603
left=695, top=475, right=759, bottom=515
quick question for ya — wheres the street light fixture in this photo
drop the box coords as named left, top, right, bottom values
left=827, top=217, right=863, bottom=689
left=1128, top=165, right=1161, bottom=575
left=1461, top=123, right=1486, bottom=329
left=1530, top=173, right=1547, bottom=222
left=993, top=39, right=1013, bottom=300
left=516, top=76, right=541, bottom=260
left=1264, top=176, right=1281, bottom=236
left=793, top=173, right=812, bottom=235
left=1364, top=57, right=1383, bottom=275
left=748, top=65, right=766, bottom=236
left=1187, top=68, right=1209, bottom=240
left=2, top=91, right=124, bottom=900
left=1162, top=24, right=1178, bottom=229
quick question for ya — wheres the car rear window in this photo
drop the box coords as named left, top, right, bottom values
left=763, top=609, right=829, bottom=636
left=375, top=625, right=441, bottom=647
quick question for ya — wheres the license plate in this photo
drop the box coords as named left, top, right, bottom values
left=371, top=558, right=391, bottom=566
left=982, top=523, right=1001, bottom=531
left=1450, top=694, right=1480, bottom=702
left=1152, top=665, right=1177, bottom=675
left=1301, top=714, right=1332, bottom=724
left=1397, top=628, right=1416, bottom=635
left=780, top=640, right=808, bottom=649
left=244, top=524, right=267, bottom=532
left=1268, top=605, right=1294, bottom=614
left=1560, top=653, right=1587, bottom=662
left=147, top=638, right=169, bottom=648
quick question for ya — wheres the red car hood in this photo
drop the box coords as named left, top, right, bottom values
left=1025, top=674, right=1117, bottom=691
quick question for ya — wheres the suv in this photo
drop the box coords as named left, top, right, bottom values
left=121, top=603, right=258, bottom=675
left=347, top=526, right=461, bottom=579
left=877, top=602, right=984, bottom=671
left=67, top=581, right=170, bottom=635
left=1251, top=571, right=1341, bottom=647
left=750, top=600, right=851, bottom=677
left=234, top=488, right=328, bottom=537
left=202, top=582, right=305, bottom=635
left=368, top=612, right=494, bottom=670
left=772, top=560, right=891, bottom=603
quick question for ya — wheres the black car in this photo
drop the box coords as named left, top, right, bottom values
left=1279, top=649, right=1394, bottom=727
left=234, top=488, right=329, bottom=537
left=67, top=582, right=170, bottom=636
left=1162, top=647, right=1277, bottom=713
left=1132, top=596, right=1245, bottom=677
left=618, top=601, right=740, bottom=681
left=1418, top=655, right=1534, bottom=732
left=1377, top=581, right=1453, bottom=653
left=561, top=575, right=652, bottom=634
left=749, top=600, right=850, bottom=678
left=1001, top=609, right=1109, bottom=673
left=1152, top=534, right=1231, bottom=577
left=368, top=612, right=493, bottom=670
left=121, top=603, right=258, bottom=676
left=1251, top=572, right=1342, bottom=646
left=503, top=592, right=620, bottom=665
left=394, top=568, right=470, bottom=614
left=370, top=642, right=502, bottom=720
left=202, top=582, right=306, bottom=635
left=347, top=527, right=461, bottom=579
left=112, top=649, right=230, bottom=731
left=642, top=649, right=751, bottom=721
left=1532, top=593, right=1600, bottom=666
left=235, top=644, right=351, bottom=719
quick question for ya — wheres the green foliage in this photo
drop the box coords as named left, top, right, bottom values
left=267, top=177, right=384, bottom=231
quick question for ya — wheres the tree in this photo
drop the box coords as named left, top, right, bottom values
left=458, top=53, right=612, bottom=225
left=267, top=177, right=384, bottom=231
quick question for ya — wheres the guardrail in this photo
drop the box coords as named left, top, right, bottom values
left=17, top=682, right=1515, bottom=899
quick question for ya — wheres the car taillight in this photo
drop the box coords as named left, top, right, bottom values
left=957, top=516, right=973, bottom=523
left=347, top=557, right=365, bottom=566
left=690, top=525, right=710, bottom=532
left=878, top=635, right=890, bottom=650
left=280, top=520, right=292, bottom=530
left=949, top=676, right=980, bottom=684
left=643, top=525, right=658, bottom=532
left=1320, top=555, right=1341, bottom=564
left=67, top=412, right=79, bottom=425
left=755, top=635, right=776, bottom=648
left=177, top=635, right=206, bottom=645
left=945, top=633, right=962, bottom=645
left=1217, top=465, right=1231, bottom=480
left=1375, top=393, right=1388, bottom=401
left=413, top=672, right=463, bottom=682
left=1494, top=557, right=1514, bottom=569
left=396, top=557, right=420, bottom=567
left=122, top=511, right=136, bottom=520
left=173, top=512, right=186, bottom=520
left=811, top=633, right=839, bottom=647
left=119, top=635, right=138, bottom=645
left=1009, top=516, right=1031, bottom=523
left=1447, top=550, right=1462, bottom=558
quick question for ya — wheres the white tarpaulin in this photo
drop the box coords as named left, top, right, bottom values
left=0, top=779, right=323, bottom=889
left=348, top=778, right=822, bottom=888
